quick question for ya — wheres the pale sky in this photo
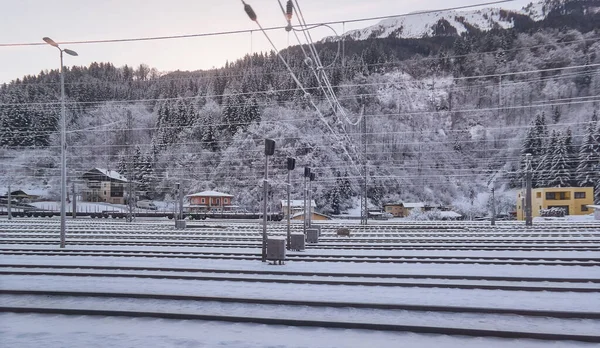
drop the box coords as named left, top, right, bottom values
left=0, top=0, right=532, bottom=84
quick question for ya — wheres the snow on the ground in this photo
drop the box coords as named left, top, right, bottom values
left=1, top=274, right=599, bottom=312
left=3, top=254, right=600, bottom=283
left=3, top=313, right=591, bottom=348
left=4, top=243, right=599, bottom=259
left=3, top=295, right=599, bottom=336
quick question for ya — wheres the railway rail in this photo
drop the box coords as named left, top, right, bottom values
left=1, top=289, right=599, bottom=342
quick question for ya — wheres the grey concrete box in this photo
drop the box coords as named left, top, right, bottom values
left=267, top=237, right=286, bottom=262
left=312, top=225, right=322, bottom=236
left=175, top=220, right=187, bottom=230
left=306, top=228, right=319, bottom=243
left=290, top=233, right=305, bottom=251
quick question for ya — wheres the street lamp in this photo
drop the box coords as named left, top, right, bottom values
left=43, top=37, right=78, bottom=248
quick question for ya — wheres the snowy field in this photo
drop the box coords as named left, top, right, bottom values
left=1, top=218, right=600, bottom=346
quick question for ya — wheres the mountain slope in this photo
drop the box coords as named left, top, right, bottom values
left=329, top=1, right=553, bottom=41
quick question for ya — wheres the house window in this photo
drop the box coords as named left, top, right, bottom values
left=545, top=192, right=555, bottom=200
left=582, top=205, right=589, bottom=212
left=575, top=192, right=586, bottom=199
left=536, top=192, right=541, bottom=198
left=201, top=198, right=205, bottom=204
left=103, top=191, right=107, bottom=195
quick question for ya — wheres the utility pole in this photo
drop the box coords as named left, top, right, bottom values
left=72, top=181, right=77, bottom=218
left=175, top=182, right=180, bottom=223
left=525, top=153, right=533, bottom=226
left=361, top=104, right=368, bottom=226
left=43, top=37, right=77, bottom=249
left=7, top=181, right=11, bottom=221
left=309, top=172, right=315, bottom=228
left=286, top=157, right=295, bottom=250
left=126, top=113, right=134, bottom=223
left=490, top=187, right=496, bottom=226
left=262, top=139, right=275, bottom=262
left=303, top=167, right=310, bottom=235
left=178, top=183, right=184, bottom=220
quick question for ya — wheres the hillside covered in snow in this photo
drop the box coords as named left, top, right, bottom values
left=1, top=0, right=599, bottom=217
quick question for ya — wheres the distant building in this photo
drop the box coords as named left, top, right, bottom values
left=0, top=190, right=40, bottom=203
left=280, top=200, right=316, bottom=217
left=383, top=202, right=425, bottom=217
left=516, top=187, right=594, bottom=220
left=185, top=190, right=234, bottom=212
left=291, top=211, right=331, bottom=221
left=81, top=168, right=127, bottom=205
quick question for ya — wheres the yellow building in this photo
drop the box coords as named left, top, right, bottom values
left=516, top=187, right=594, bottom=220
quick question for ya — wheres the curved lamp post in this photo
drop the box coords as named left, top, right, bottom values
left=43, top=37, right=78, bottom=248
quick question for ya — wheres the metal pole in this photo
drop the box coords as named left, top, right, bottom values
left=59, top=50, right=67, bottom=248
left=303, top=175, right=307, bottom=235
left=490, top=187, right=496, bottom=226
left=7, top=182, right=11, bottom=220
left=525, top=153, right=533, bottom=226
left=262, top=155, right=268, bottom=262
left=308, top=178, right=312, bottom=228
left=72, top=181, right=76, bottom=219
left=361, top=104, right=368, bottom=226
left=179, top=184, right=184, bottom=220
left=286, top=169, right=291, bottom=250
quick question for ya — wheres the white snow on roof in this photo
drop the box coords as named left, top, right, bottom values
left=440, top=211, right=462, bottom=218
left=404, top=203, right=425, bottom=208
left=291, top=211, right=330, bottom=219
left=186, top=190, right=233, bottom=198
left=281, top=200, right=316, bottom=207
left=586, top=205, right=600, bottom=209
left=94, top=168, right=127, bottom=182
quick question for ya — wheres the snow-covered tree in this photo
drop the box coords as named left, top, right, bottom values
left=548, top=132, right=572, bottom=187
left=576, top=123, right=597, bottom=187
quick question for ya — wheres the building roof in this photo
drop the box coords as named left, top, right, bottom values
left=404, top=202, right=425, bottom=208
left=280, top=200, right=316, bottom=208
left=383, top=202, right=404, bottom=207
left=291, top=211, right=331, bottom=219
left=186, top=190, right=233, bottom=198
left=440, top=211, right=462, bottom=218
left=83, top=168, right=128, bottom=182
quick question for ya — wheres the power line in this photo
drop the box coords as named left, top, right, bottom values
left=0, top=0, right=515, bottom=48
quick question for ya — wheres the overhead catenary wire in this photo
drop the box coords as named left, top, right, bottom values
left=0, top=0, right=516, bottom=48
left=3, top=61, right=599, bottom=108
left=5, top=35, right=598, bottom=88
left=240, top=0, right=362, bottom=175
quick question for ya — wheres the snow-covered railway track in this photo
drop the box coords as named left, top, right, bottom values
left=3, top=233, right=600, bottom=244
left=2, top=239, right=599, bottom=251
left=2, top=249, right=600, bottom=266
left=2, top=268, right=599, bottom=292
left=2, top=263, right=598, bottom=284
left=1, top=290, right=599, bottom=343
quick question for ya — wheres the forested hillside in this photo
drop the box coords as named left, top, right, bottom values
left=1, top=0, right=599, bottom=216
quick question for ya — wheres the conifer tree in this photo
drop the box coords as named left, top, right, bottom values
left=576, top=123, right=596, bottom=187
left=548, top=132, right=572, bottom=187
